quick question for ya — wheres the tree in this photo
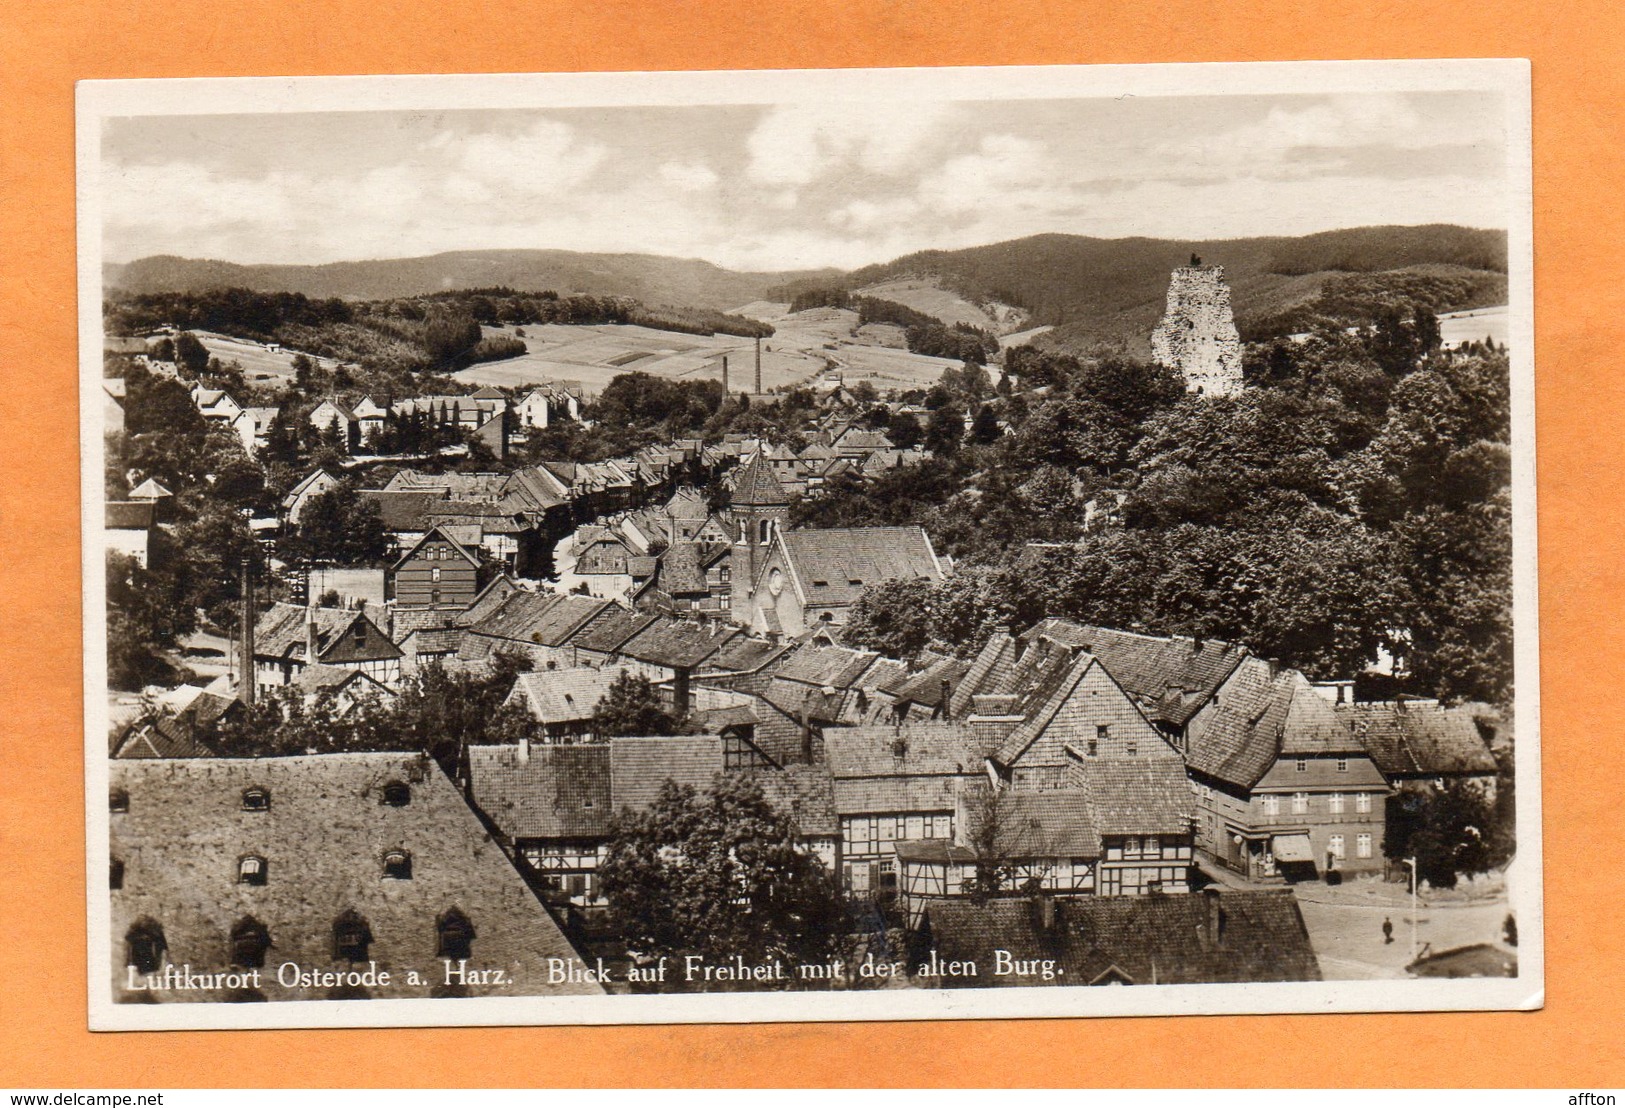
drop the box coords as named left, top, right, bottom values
left=1383, top=780, right=1497, bottom=889
left=843, top=578, right=936, bottom=661
left=598, top=773, right=846, bottom=988
left=173, top=331, right=211, bottom=378
left=924, top=404, right=963, bottom=456
left=282, top=481, right=386, bottom=567
left=968, top=404, right=1001, bottom=445
left=590, top=671, right=678, bottom=737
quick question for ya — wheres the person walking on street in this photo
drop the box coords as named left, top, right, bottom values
left=1382, top=916, right=1394, bottom=945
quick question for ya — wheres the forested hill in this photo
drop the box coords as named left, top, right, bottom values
left=836, top=224, right=1508, bottom=352
left=106, top=250, right=840, bottom=313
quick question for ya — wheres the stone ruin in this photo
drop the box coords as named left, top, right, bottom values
left=1150, top=259, right=1244, bottom=398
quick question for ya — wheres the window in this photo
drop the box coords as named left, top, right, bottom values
left=1357, top=833, right=1373, bottom=858
left=230, top=917, right=271, bottom=969
left=110, top=788, right=129, bottom=813
left=1096, top=724, right=1109, bottom=740
left=381, top=781, right=411, bottom=807
left=238, top=855, right=268, bottom=886
left=431, top=566, right=441, bottom=582
left=437, top=909, right=476, bottom=961
left=1146, top=836, right=1160, bottom=855
left=1337, top=758, right=1349, bottom=773
left=125, top=919, right=166, bottom=974
left=382, top=850, right=413, bottom=880
left=1296, top=758, right=1307, bottom=772
left=1329, top=793, right=1345, bottom=815
left=1291, top=792, right=1308, bottom=814
left=1329, top=834, right=1346, bottom=860
left=1263, top=795, right=1280, bottom=816
left=241, top=787, right=270, bottom=812
left=1356, top=793, right=1372, bottom=814
left=333, top=910, right=372, bottom=962
left=1086, top=740, right=1098, bottom=757
left=110, top=858, right=124, bottom=890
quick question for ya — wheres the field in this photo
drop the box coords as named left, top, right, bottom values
left=1437, top=305, right=1509, bottom=350
left=454, top=312, right=962, bottom=396
left=192, top=331, right=339, bottom=384
left=855, top=277, right=1009, bottom=332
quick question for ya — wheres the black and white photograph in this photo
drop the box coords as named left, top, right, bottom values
left=79, top=61, right=1539, bottom=1029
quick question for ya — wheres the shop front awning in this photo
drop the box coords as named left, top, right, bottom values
left=1271, top=833, right=1314, bottom=864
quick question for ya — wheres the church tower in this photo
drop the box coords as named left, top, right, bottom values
left=727, top=451, right=790, bottom=624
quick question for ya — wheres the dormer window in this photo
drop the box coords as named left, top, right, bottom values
left=382, top=850, right=413, bottom=880
left=333, top=910, right=372, bottom=962
left=110, top=788, right=129, bottom=813
left=437, top=908, right=476, bottom=961
left=381, top=781, right=411, bottom=807
left=238, top=855, right=268, bottom=886
left=241, top=787, right=270, bottom=812
left=125, top=919, right=166, bottom=974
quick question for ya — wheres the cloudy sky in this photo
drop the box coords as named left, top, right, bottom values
left=100, top=89, right=1508, bottom=272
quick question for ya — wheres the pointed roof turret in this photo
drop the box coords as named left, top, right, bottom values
left=731, top=452, right=790, bottom=508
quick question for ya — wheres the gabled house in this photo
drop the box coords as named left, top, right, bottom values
left=503, top=667, right=629, bottom=744
left=191, top=386, right=243, bottom=423
left=911, top=888, right=1321, bottom=988
left=1185, top=657, right=1390, bottom=881
left=737, top=525, right=946, bottom=638
left=232, top=406, right=280, bottom=457
left=251, top=603, right=403, bottom=692
left=290, top=663, right=397, bottom=715
left=389, top=524, right=483, bottom=611
left=281, top=468, right=339, bottom=526
left=454, top=589, right=610, bottom=671
left=308, top=399, right=358, bottom=450
left=110, top=753, right=600, bottom=1002
left=1335, top=699, right=1499, bottom=787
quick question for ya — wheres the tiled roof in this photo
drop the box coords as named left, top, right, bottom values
left=919, top=889, right=1321, bottom=986
left=109, top=754, right=600, bottom=1000
left=774, top=644, right=881, bottom=689
left=281, top=468, right=335, bottom=509
left=112, top=717, right=215, bottom=760
left=106, top=501, right=155, bottom=530
left=729, top=453, right=790, bottom=507
left=988, top=788, right=1103, bottom=858
left=778, top=526, right=943, bottom=608
left=454, top=575, right=523, bottom=628
left=748, top=765, right=838, bottom=838
left=391, top=524, right=482, bottom=571
left=825, top=722, right=994, bottom=780
left=617, top=619, right=739, bottom=670
left=1031, top=621, right=1248, bottom=728
left=832, top=775, right=964, bottom=816
left=507, top=668, right=623, bottom=724
left=883, top=655, right=974, bottom=709
left=252, top=603, right=399, bottom=663
left=698, top=635, right=794, bottom=677
left=128, top=478, right=173, bottom=499
left=466, top=743, right=613, bottom=839
left=1336, top=701, right=1498, bottom=777
left=1070, top=755, right=1195, bottom=837
left=609, top=736, right=724, bottom=813
left=1186, top=658, right=1356, bottom=789
left=463, top=590, right=610, bottom=648
left=359, top=490, right=444, bottom=532
left=403, top=627, right=464, bottom=654
left=569, top=607, right=660, bottom=656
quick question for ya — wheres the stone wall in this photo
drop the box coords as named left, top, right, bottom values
left=1150, top=265, right=1244, bottom=398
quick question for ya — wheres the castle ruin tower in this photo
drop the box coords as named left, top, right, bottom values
left=1150, top=256, right=1244, bottom=398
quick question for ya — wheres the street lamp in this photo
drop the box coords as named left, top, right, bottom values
left=1402, top=856, right=1419, bottom=966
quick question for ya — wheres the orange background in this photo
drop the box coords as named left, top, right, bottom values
left=2, top=0, right=1620, bottom=1088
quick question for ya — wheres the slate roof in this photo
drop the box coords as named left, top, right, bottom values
left=112, top=717, right=216, bottom=760
left=882, top=655, right=974, bottom=710
left=748, top=765, right=838, bottom=838
left=918, top=889, right=1321, bottom=986
left=252, top=603, right=401, bottom=663
left=609, top=736, right=724, bottom=813
left=825, top=722, right=993, bottom=814
left=1185, top=658, right=1357, bottom=789
left=466, top=743, right=613, bottom=840
left=1069, top=755, right=1196, bottom=837
left=462, top=590, right=610, bottom=649
left=281, top=468, right=335, bottom=510
left=730, top=453, right=790, bottom=507
left=1030, top=621, right=1249, bottom=728
left=109, top=754, right=600, bottom=1000
left=359, top=490, right=444, bottom=533
left=777, top=526, right=944, bottom=608
left=129, top=478, right=173, bottom=500
left=774, top=644, right=881, bottom=689
left=106, top=501, right=155, bottom=530
left=617, top=619, right=739, bottom=670
left=507, top=668, right=623, bottom=724
left=989, top=788, right=1102, bottom=858
left=1336, top=701, right=1498, bottom=777
left=569, top=607, right=660, bottom=656
left=697, top=635, right=794, bottom=677
left=390, top=524, right=482, bottom=571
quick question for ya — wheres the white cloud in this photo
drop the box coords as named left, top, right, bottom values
left=744, top=102, right=956, bottom=187
left=658, top=160, right=719, bottom=192
left=916, top=134, right=1053, bottom=215
left=453, top=119, right=606, bottom=197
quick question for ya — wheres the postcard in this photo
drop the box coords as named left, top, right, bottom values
left=80, top=59, right=1539, bottom=1030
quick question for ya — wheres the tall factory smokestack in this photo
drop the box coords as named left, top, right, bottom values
left=238, top=562, right=255, bottom=705
left=754, top=336, right=762, bottom=395
left=722, top=354, right=729, bottom=395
